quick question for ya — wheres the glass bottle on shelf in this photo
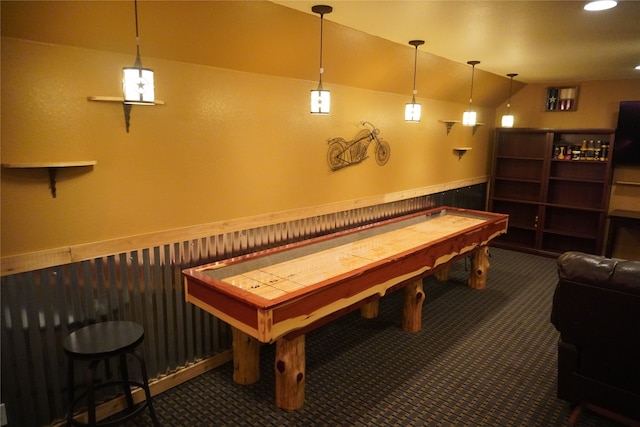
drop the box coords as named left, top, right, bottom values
left=594, top=140, right=602, bottom=160
left=601, top=143, right=609, bottom=161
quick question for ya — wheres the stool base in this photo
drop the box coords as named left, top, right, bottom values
left=66, top=350, right=159, bottom=427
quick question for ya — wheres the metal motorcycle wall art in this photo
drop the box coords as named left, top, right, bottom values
left=327, top=121, right=390, bottom=171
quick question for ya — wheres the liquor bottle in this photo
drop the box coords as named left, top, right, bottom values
left=601, top=143, right=609, bottom=161
left=572, top=145, right=581, bottom=160
left=581, top=140, right=588, bottom=160
left=594, top=140, right=602, bottom=160
left=587, top=140, right=595, bottom=159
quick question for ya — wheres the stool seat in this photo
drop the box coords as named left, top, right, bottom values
left=63, top=321, right=159, bottom=427
left=64, top=321, right=144, bottom=359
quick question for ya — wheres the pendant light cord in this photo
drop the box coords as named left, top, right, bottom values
left=133, top=0, right=142, bottom=66
left=411, top=45, right=418, bottom=101
left=318, top=13, right=325, bottom=87
left=507, top=76, right=513, bottom=111
left=469, top=64, right=476, bottom=105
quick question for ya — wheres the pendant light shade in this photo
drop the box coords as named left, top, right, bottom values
left=122, top=0, right=154, bottom=105
left=462, top=60, right=480, bottom=126
left=310, top=87, right=330, bottom=114
left=501, top=113, right=514, bottom=128
left=405, top=40, right=424, bottom=122
left=310, top=5, right=332, bottom=114
left=501, top=73, right=518, bottom=128
left=123, top=62, right=154, bottom=105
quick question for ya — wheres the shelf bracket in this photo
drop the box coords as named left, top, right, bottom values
left=47, top=167, right=58, bottom=198
left=439, top=120, right=459, bottom=135
left=471, top=123, right=484, bottom=135
left=88, top=96, right=165, bottom=133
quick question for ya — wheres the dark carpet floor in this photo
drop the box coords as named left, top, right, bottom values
left=124, top=248, right=621, bottom=426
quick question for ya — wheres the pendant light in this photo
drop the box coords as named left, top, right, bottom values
left=501, top=73, right=518, bottom=128
left=310, top=5, right=333, bottom=114
left=405, top=40, right=425, bottom=122
left=462, top=60, right=480, bottom=126
left=122, top=0, right=154, bottom=106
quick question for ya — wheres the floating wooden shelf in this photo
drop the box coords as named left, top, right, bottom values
left=2, top=161, right=97, bottom=169
left=470, top=123, right=484, bottom=135
left=615, top=181, right=640, bottom=186
left=453, top=147, right=472, bottom=160
left=87, top=96, right=165, bottom=105
left=439, top=120, right=483, bottom=135
left=2, top=161, right=97, bottom=198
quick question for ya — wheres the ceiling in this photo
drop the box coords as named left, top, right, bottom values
left=273, top=0, right=640, bottom=84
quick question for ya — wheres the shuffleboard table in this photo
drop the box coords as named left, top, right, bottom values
left=183, top=206, right=508, bottom=409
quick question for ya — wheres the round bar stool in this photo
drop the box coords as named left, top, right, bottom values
left=63, top=321, right=159, bottom=426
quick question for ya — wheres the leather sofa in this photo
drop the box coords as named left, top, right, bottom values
left=551, top=251, right=640, bottom=423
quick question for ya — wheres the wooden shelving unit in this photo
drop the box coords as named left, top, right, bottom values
left=489, top=128, right=614, bottom=256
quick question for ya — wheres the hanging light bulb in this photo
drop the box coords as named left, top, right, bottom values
left=501, top=73, right=518, bottom=128
left=462, top=60, right=480, bottom=126
left=310, top=5, right=333, bottom=114
left=122, top=0, right=154, bottom=105
left=405, top=40, right=425, bottom=122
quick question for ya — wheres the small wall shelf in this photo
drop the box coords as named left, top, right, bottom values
left=439, top=120, right=483, bottom=135
left=453, top=147, right=472, bottom=160
left=470, top=123, right=484, bottom=135
left=439, top=120, right=460, bottom=135
left=87, top=96, right=165, bottom=105
left=1, top=161, right=97, bottom=198
left=88, top=96, right=165, bottom=132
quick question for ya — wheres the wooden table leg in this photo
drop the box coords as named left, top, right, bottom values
left=402, top=279, right=425, bottom=333
left=468, top=246, right=489, bottom=290
left=434, top=265, right=451, bottom=282
left=360, top=300, right=379, bottom=319
left=275, top=334, right=305, bottom=410
left=232, top=327, right=260, bottom=384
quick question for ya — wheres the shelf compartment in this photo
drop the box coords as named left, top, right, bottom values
left=494, top=228, right=537, bottom=248
left=550, top=160, right=607, bottom=181
left=547, top=180, right=605, bottom=209
left=495, top=158, right=545, bottom=181
left=492, top=180, right=542, bottom=202
left=496, top=132, right=548, bottom=158
left=491, top=200, right=539, bottom=229
left=553, top=132, right=611, bottom=147
left=541, top=233, right=597, bottom=254
left=544, top=206, right=601, bottom=238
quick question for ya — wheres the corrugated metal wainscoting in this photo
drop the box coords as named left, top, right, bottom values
left=1, top=184, right=486, bottom=426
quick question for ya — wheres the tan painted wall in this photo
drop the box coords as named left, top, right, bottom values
left=1, top=37, right=493, bottom=256
left=494, top=79, right=640, bottom=130
left=2, top=1, right=639, bottom=260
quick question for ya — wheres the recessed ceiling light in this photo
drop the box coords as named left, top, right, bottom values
left=635, top=65, right=640, bottom=70
left=584, top=1, right=618, bottom=11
